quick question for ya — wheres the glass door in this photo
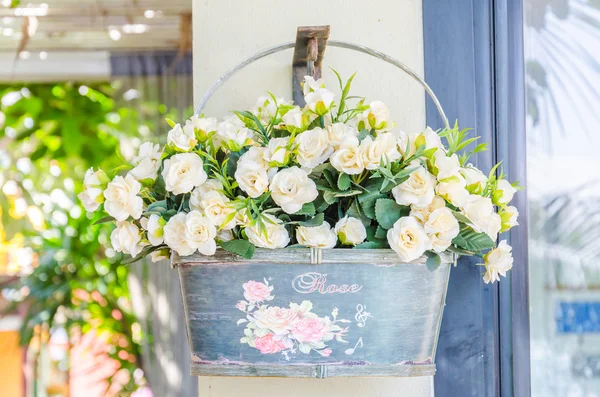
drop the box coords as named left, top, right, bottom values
left=525, top=1, right=600, bottom=396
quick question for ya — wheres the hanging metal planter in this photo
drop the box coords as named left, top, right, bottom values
left=175, top=26, right=454, bottom=378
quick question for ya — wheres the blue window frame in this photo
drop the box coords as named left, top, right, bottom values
left=423, top=1, right=530, bottom=396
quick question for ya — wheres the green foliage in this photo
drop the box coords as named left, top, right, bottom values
left=221, top=239, right=255, bottom=259
left=0, top=82, right=177, bottom=393
left=452, top=225, right=496, bottom=252
left=425, top=251, right=442, bottom=272
left=375, top=198, right=408, bottom=229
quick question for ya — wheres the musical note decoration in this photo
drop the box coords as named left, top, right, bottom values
left=345, top=337, right=364, bottom=355
left=355, top=304, right=372, bottom=328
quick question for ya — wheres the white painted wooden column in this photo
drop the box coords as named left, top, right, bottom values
left=192, top=0, right=431, bottom=396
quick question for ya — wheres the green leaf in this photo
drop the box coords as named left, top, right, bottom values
left=294, top=202, right=316, bottom=216
left=94, top=216, right=115, bottom=225
left=361, top=194, right=385, bottom=219
left=354, top=241, right=385, bottom=249
left=29, top=145, right=48, bottom=161
left=323, top=190, right=339, bottom=204
left=299, top=213, right=324, bottom=227
left=450, top=210, right=472, bottom=225
left=333, top=189, right=361, bottom=198
left=165, top=118, right=176, bottom=128
left=147, top=200, right=167, bottom=213
left=358, top=179, right=384, bottom=202
left=451, top=226, right=495, bottom=252
left=375, top=226, right=387, bottom=240
left=338, top=173, right=351, bottom=191
left=425, top=251, right=442, bottom=272
left=375, top=198, right=408, bottom=229
left=322, top=168, right=337, bottom=190
left=221, top=239, right=255, bottom=259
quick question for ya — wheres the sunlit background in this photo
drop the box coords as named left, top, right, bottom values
left=525, top=0, right=600, bottom=396
left=0, top=1, right=195, bottom=396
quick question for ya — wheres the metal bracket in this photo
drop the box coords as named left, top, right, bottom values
left=292, top=25, right=330, bottom=106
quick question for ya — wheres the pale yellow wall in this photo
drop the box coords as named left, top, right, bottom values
left=193, top=0, right=431, bottom=395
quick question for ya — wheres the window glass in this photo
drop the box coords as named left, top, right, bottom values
left=525, top=1, right=600, bottom=395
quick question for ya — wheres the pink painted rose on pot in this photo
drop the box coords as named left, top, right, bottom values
left=242, top=280, right=273, bottom=303
left=253, top=333, right=287, bottom=354
left=291, top=317, right=331, bottom=344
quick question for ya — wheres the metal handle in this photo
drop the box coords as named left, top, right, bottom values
left=195, top=40, right=450, bottom=130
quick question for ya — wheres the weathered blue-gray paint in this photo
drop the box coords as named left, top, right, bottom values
left=493, top=1, right=531, bottom=396
left=424, top=1, right=499, bottom=395
left=424, top=0, right=530, bottom=396
left=175, top=249, right=452, bottom=378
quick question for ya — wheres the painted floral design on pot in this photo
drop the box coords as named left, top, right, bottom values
left=236, top=279, right=351, bottom=359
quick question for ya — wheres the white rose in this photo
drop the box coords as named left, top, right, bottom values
left=296, top=221, right=337, bottom=248
left=129, top=142, right=162, bottom=181
left=78, top=168, right=108, bottom=212
left=282, top=107, right=308, bottom=132
left=461, top=194, right=502, bottom=240
left=246, top=214, right=290, bottom=249
left=216, top=228, right=235, bottom=243
left=358, top=101, right=392, bottom=131
left=500, top=205, right=519, bottom=232
left=420, top=127, right=444, bottom=150
left=330, top=135, right=365, bottom=175
left=395, top=130, right=419, bottom=159
left=235, top=160, right=269, bottom=198
left=433, top=150, right=461, bottom=181
left=163, top=213, right=196, bottom=256
left=305, top=88, right=335, bottom=116
left=327, top=122, right=358, bottom=149
left=111, top=221, right=146, bottom=257
left=423, top=207, right=460, bottom=253
left=436, top=176, right=470, bottom=208
left=146, top=214, right=165, bottom=246
left=234, top=207, right=251, bottom=227
left=303, top=76, right=325, bottom=95
left=270, top=167, right=318, bottom=214
left=188, top=115, right=217, bottom=136
left=216, top=116, right=253, bottom=152
left=461, top=165, right=488, bottom=193
left=335, top=216, right=367, bottom=246
left=494, top=179, right=517, bottom=205
left=360, top=132, right=401, bottom=170
left=410, top=195, right=446, bottom=224
left=192, top=190, right=235, bottom=230
left=185, top=210, right=217, bottom=256
left=167, top=123, right=197, bottom=152
left=391, top=162, right=436, bottom=208
left=253, top=96, right=290, bottom=122
left=162, top=153, right=207, bottom=195
left=263, top=137, right=291, bottom=167
left=103, top=174, right=144, bottom=221
left=294, top=127, right=334, bottom=169
left=190, top=179, right=224, bottom=210
left=482, top=240, right=514, bottom=283
left=239, top=146, right=271, bottom=171
left=387, top=216, right=431, bottom=262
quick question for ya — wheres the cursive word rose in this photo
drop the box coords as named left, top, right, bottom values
left=292, top=272, right=362, bottom=295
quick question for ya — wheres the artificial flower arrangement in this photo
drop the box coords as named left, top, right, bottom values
left=79, top=73, right=520, bottom=283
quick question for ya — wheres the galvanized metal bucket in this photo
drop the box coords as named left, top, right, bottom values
left=174, top=249, right=453, bottom=378
left=176, top=30, right=454, bottom=378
